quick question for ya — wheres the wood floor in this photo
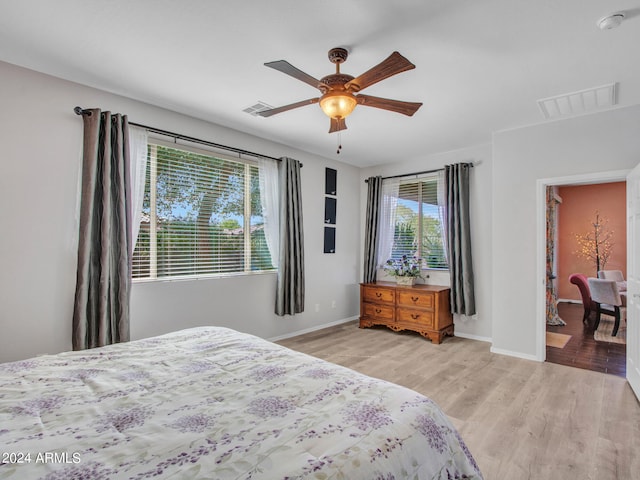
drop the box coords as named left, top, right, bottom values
left=278, top=321, right=640, bottom=480
left=546, top=302, right=626, bottom=377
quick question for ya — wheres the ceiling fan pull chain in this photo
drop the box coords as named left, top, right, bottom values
left=336, top=132, right=342, bottom=155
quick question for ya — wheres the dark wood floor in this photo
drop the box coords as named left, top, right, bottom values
left=546, top=301, right=626, bottom=377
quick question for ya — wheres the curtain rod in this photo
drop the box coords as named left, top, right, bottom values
left=364, top=162, right=474, bottom=183
left=73, top=106, right=288, bottom=164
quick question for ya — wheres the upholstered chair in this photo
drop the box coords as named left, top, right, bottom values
left=587, top=278, right=625, bottom=336
left=569, top=273, right=597, bottom=324
left=597, top=269, right=626, bottom=292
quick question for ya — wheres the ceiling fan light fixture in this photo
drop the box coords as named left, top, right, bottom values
left=319, top=91, right=357, bottom=119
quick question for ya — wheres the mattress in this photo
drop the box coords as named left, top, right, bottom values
left=0, top=326, right=482, bottom=479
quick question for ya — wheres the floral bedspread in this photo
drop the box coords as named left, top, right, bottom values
left=0, top=327, right=483, bottom=479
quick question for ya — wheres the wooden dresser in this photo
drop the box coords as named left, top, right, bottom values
left=359, top=282, right=454, bottom=344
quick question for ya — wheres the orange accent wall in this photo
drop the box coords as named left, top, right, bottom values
left=557, top=182, right=626, bottom=301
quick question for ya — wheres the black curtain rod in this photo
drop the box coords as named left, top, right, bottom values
left=74, top=106, right=285, bottom=163
left=364, top=162, right=473, bottom=183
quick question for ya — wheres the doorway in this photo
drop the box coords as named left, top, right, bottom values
left=536, top=170, right=630, bottom=371
left=546, top=181, right=627, bottom=375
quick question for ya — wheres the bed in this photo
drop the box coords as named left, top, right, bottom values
left=0, top=327, right=483, bottom=479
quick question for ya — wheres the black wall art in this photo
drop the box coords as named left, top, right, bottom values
left=324, top=168, right=337, bottom=253
left=323, top=227, right=336, bottom=253
left=325, top=168, right=337, bottom=195
left=324, top=197, right=337, bottom=225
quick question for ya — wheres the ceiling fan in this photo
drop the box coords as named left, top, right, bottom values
left=257, top=47, right=423, bottom=133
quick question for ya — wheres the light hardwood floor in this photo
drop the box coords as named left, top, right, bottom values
left=277, top=321, right=640, bottom=480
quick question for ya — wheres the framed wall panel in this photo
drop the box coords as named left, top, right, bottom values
left=325, top=168, right=337, bottom=195
left=324, top=168, right=337, bottom=253
left=324, top=227, right=336, bottom=253
left=324, top=197, right=337, bottom=224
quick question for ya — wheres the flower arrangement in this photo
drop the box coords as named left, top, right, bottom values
left=383, top=255, right=424, bottom=278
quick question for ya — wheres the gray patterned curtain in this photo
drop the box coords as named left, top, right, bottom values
left=73, top=109, right=132, bottom=350
left=363, top=176, right=383, bottom=283
left=276, top=157, right=305, bottom=315
left=445, top=163, right=476, bottom=316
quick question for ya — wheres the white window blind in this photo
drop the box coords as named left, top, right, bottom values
left=132, top=143, right=274, bottom=280
left=384, top=175, right=448, bottom=270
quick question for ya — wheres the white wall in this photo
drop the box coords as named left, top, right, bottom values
left=359, top=144, right=494, bottom=341
left=492, top=105, right=640, bottom=358
left=0, top=61, right=361, bottom=363
left=5, top=58, right=639, bottom=365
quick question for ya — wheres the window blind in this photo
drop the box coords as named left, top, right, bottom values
left=132, top=143, right=274, bottom=280
left=385, top=175, right=448, bottom=270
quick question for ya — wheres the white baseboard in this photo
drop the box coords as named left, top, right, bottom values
left=490, top=346, right=540, bottom=362
left=454, top=332, right=492, bottom=343
left=268, top=316, right=358, bottom=342
left=274, top=318, right=495, bottom=345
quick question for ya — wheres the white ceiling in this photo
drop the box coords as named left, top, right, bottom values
left=1, top=0, right=639, bottom=167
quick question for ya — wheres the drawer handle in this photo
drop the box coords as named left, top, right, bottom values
left=411, top=296, right=419, bottom=302
left=375, top=292, right=383, bottom=298
left=411, top=314, right=420, bottom=319
left=375, top=308, right=382, bottom=314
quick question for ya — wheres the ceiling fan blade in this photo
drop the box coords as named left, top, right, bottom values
left=356, top=94, right=422, bottom=116
left=345, top=52, right=416, bottom=91
left=256, top=98, right=320, bottom=117
left=329, top=117, right=347, bottom=133
left=264, top=60, right=324, bottom=90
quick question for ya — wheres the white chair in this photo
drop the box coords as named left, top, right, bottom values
left=597, top=270, right=624, bottom=281
left=597, top=270, right=626, bottom=292
left=587, top=278, right=625, bottom=336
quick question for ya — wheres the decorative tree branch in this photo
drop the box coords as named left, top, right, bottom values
left=574, top=211, right=614, bottom=274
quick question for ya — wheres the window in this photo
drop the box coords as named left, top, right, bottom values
left=132, top=142, right=274, bottom=280
left=386, top=176, right=448, bottom=270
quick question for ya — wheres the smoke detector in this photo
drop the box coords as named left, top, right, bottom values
left=597, top=12, right=625, bottom=30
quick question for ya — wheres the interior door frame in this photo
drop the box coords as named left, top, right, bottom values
left=625, top=163, right=640, bottom=400
left=535, top=169, right=630, bottom=362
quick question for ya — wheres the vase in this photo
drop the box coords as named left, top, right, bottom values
left=395, top=276, right=415, bottom=286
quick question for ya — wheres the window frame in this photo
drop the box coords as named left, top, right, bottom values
left=132, top=137, right=275, bottom=283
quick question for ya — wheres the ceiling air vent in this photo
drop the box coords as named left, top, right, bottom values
left=537, top=83, right=618, bottom=120
left=243, top=101, right=273, bottom=117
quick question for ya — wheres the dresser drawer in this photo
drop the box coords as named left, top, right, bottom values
left=396, top=308, right=434, bottom=327
left=396, top=290, right=434, bottom=309
left=362, top=286, right=395, bottom=305
left=363, top=303, right=394, bottom=320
